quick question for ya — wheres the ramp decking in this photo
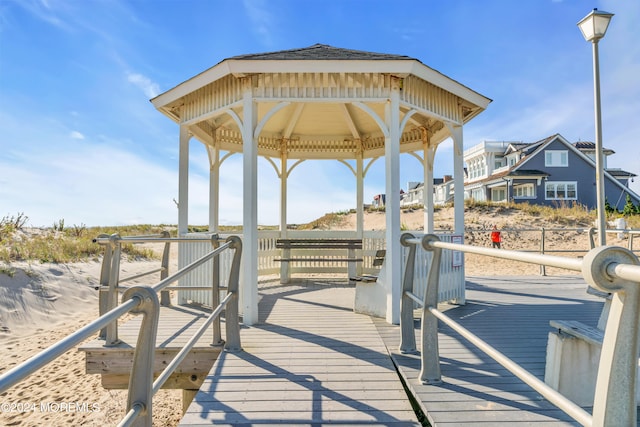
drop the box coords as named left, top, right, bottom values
left=179, top=279, right=421, bottom=426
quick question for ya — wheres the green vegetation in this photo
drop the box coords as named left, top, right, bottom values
left=0, top=217, right=166, bottom=263
left=296, top=212, right=348, bottom=230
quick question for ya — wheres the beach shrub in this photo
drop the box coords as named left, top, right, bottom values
left=52, top=218, right=65, bottom=231
left=622, top=195, right=637, bottom=217
left=0, top=212, right=29, bottom=241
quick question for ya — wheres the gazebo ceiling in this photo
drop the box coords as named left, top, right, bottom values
left=152, top=44, right=491, bottom=160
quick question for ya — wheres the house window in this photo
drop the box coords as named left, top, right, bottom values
left=471, top=188, right=485, bottom=201
left=491, top=187, right=507, bottom=202
left=513, top=183, right=536, bottom=199
left=545, top=182, right=577, bottom=200
left=545, top=150, right=568, bottom=167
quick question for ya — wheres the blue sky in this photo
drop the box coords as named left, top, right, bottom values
left=1, top=0, right=638, bottom=227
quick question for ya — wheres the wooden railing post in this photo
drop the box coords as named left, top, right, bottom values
left=399, top=233, right=417, bottom=353
left=97, top=233, right=111, bottom=339
left=210, top=235, right=223, bottom=347
left=540, top=228, right=546, bottom=276
left=419, top=234, right=443, bottom=385
left=582, top=245, right=640, bottom=427
left=159, top=230, right=172, bottom=306
left=122, top=286, right=160, bottom=427
left=224, top=236, right=242, bottom=352
left=588, top=227, right=597, bottom=249
left=105, top=233, right=122, bottom=346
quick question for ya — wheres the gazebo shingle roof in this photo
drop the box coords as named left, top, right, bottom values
left=228, top=43, right=417, bottom=61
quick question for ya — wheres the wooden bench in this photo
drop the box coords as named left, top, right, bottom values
left=544, top=288, right=640, bottom=406
left=275, top=238, right=363, bottom=284
left=545, top=319, right=608, bottom=406
left=545, top=286, right=611, bottom=406
left=350, top=249, right=386, bottom=283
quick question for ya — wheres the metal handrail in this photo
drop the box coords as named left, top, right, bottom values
left=0, top=235, right=243, bottom=427
left=93, top=236, right=222, bottom=244
left=119, top=267, right=166, bottom=284
left=399, top=232, right=640, bottom=427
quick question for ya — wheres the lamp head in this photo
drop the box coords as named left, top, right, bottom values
left=578, top=8, right=614, bottom=42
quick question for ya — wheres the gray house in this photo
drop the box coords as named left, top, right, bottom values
left=463, top=134, right=639, bottom=210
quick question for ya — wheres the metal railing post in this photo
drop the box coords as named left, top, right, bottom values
left=419, top=234, right=443, bottom=385
left=106, top=233, right=122, bottom=346
left=159, top=230, right=172, bottom=306
left=540, top=228, right=546, bottom=276
left=210, top=235, right=223, bottom=346
left=97, top=233, right=111, bottom=339
left=122, top=286, right=160, bottom=427
left=224, top=236, right=242, bottom=352
left=582, top=245, right=640, bottom=427
left=399, top=233, right=417, bottom=353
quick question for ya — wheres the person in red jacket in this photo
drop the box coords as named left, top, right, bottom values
left=491, top=225, right=502, bottom=249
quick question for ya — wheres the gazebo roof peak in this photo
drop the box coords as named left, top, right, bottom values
left=152, top=44, right=491, bottom=161
left=226, top=43, right=417, bottom=62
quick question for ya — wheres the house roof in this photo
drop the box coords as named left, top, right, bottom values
left=572, top=141, right=615, bottom=155
left=506, top=169, right=549, bottom=177
left=606, top=168, right=637, bottom=178
left=504, top=142, right=531, bottom=155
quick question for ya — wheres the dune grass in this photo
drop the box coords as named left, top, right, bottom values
left=0, top=216, right=166, bottom=263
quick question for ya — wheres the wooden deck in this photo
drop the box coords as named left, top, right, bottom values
left=375, top=275, right=610, bottom=426
left=79, top=304, right=221, bottom=390
left=179, top=278, right=421, bottom=426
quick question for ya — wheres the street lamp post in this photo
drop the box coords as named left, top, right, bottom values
left=578, top=8, right=614, bottom=247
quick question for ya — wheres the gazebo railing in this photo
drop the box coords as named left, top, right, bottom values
left=399, top=232, right=640, bottom=427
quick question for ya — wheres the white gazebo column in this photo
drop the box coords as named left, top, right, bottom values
left=178, top=124, right=190, bottom=236
left=241, top=80, right=259, bottom=326
left=279, top=152, right=291, bottom=283
left=280, top=152, right=288, bottom=235
left=208, top=145, right=220, bottom=232
left=424, top=146, right=436, bottom=234
left=356, top=153, right=364, bottom=275
left=451, top=125, right=465, bottom=236
left=384, top=81, right=402, bottom=324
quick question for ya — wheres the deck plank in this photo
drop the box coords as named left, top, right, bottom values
left=180, top=280, right=421, bottom=426
left=374, top=275, right=640, bottom=427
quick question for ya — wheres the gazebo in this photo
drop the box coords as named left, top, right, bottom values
left=151, top=44, right=491, bottom=325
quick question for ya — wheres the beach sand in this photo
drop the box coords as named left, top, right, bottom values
left=0, top=207, right=627, bottom=426
left=0, top=260, right=183, bottom=426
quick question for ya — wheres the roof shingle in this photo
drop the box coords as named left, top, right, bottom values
left=228, top=43, right=417, bottom=61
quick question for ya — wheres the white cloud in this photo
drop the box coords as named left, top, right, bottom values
left=69, top=130, right=84, bottom=140
left=13, top=0, right=73, bottom=31
left=126, top=72, right=160, bottom=98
